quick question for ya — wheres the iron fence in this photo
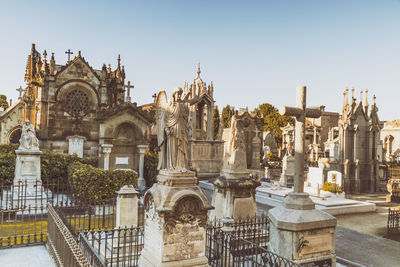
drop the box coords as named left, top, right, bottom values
left=388, top=207, right=400, bottom=234
left=47, top=203, right=91, bottom=267
left=0, top=179, right=119, bottom=248
left=78, top=227, right=144, bottom=267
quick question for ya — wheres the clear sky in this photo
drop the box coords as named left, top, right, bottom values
left=1, top=0, right=400, bottom=120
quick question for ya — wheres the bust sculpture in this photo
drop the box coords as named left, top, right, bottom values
left=18, top=120, right=39, bottom=150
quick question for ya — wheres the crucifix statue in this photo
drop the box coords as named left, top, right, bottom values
left=16, top=86, right=24, bottom=99
left=279, top=86, right=321, bottom=195
left=124, top=81, right=134, bottom=103
left=65, top=49, right=73, bottom=62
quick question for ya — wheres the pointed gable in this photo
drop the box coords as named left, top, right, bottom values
left=55, top=55, right=101, bottom=88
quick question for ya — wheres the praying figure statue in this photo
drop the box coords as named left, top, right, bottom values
left=19, top=120, right=39, bottom=150
left=156, top=88, right=199, bottom=170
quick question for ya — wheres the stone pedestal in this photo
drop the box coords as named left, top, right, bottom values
left=139, top=169, right=212, bottom=267
left=280, top=155, right=295, bottom=187
left=209, top=175, right=260, bottom=220
left=13, top=149, right=47, bottom=208
left=137, top=145, right=148, bottom=190
left=268, top=193, right=337, bottom=266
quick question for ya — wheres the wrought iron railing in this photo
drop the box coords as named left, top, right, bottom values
left=78, top=227, right=144, bottom=266
left=388, top=207, right=400, bottom=234
left=47, top=203, right=91, bottom=267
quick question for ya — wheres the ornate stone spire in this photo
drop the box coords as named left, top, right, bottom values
left=78, top=50, right=82, bottom=58
left=197, top=61, right=201, bottom=78
left=360, top=89, right=363, bottom=104
left=42, top=50, right=49, bottom=74
left=365, top=89, right=369, bottom=106
left=351, top=87, right=355, bottom=104
left=49, top=52, right=55, bottom=73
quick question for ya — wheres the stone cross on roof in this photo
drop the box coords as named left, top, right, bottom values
left=279, top=86, right=321, bottom=194
left=16, top=86, right=24, bottom=98
left=65, top=49, right=73, bottom=62
left=124, top=81, right=134, bottom=103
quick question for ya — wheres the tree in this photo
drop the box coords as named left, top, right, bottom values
left=213, top=106, right=220, bottom=140
left=0, top=95, right=9, bottom=110
left=221, top=105, right=235, bottom=128
left=254, top=103, right=294, bottom=146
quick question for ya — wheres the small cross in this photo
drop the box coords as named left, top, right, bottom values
left=152, top=93, right=157, bottom=102
left=254, top=127, right=260, bottom=136
left=279, top=86, right=321, bottom=194
left=124, top=81, right=134, bottom=103
left=16, top=86, right=24, bottom=98
left=65, top=49, right=73, bottom=62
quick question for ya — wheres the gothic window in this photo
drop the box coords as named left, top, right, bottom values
left=65, top=89, right=89, bottom=116
left=9, top=128, right=22, bottom=144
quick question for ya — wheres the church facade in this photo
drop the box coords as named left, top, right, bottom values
left=3, top=44, right=151, bottom=171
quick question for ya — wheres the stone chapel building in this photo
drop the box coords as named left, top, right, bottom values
left=6, top=44, right=152, bottom=171
left=339, top=89, right=382, bottom=193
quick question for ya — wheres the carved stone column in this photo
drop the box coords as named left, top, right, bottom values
left=101, top=144, right=113, bottom=171
left=137, top=144, right=148, bottom=190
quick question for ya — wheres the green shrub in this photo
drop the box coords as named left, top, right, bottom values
left=0, top=144, right=18, bottom=185
left=41, top=151, right=97, bottom=185
left=68, top=162, right=138, bottom=204
left=144, top=150, right=159, bottom=187
left=322, top=182, right=343, bottom=194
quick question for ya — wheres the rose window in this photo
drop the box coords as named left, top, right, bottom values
left=65, top=89, right=89, bottom=116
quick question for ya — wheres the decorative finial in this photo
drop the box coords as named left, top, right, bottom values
left=43, top=50, right=47, bottom=60
left=197, top=61, right=201, bottom=77
left=365, top=89, right=369, bottom=106
left=78, top=51, right=81, bottom=57
left=373, top=95, right=376, bottom=105
left=351, top=87, right=355, bottom=103
left=345, top=88, right=349, bottom=106
left=51, top=52, right=55, bottom=60
left=360, top=89, right=363, bottom=103
left=118, top=54, right=121, bottom=66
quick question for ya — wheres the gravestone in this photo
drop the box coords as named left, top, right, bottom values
left=280, top=155, right=295, bottom=187
left=308, top=167, right=324, bottom=188
left=328, top=171, right=342, bottom=187
left=209, top=115, right=260, bottom=219
left=67, top=135, right=85, bottom=158
left=268, top=86, right=337, bottom=266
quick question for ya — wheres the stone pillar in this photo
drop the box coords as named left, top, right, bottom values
left=139, top=170, right=212, bottom=267
left=101, top=144, right=113, bottom=171
left=116, top=185, right=139, bottom=228
left=206, top=105, right=213, bottom=141
left=137, top=144, right=148, bottom=190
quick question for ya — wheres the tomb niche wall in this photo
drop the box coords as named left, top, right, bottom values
left=98, top=105, right=151, bottom=171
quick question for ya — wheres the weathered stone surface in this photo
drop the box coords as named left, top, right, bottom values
left=139, top=170, right=212, bottom=267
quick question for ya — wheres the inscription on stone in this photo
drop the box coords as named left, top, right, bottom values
left=115, top=157, right=129, bottom=165
left=68, top=136, right=84, bottom=158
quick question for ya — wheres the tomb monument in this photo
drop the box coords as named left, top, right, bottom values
left=139, top=87, right=212, bottom=267
left=268, top=86, right=337, bottom=266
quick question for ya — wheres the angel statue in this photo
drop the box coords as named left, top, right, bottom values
left=19, top=120, right=39, bottom=150
left=155, top=88, right=199, bottom=171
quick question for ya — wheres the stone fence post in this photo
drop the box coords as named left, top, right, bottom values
left=116, top=185, right=139, bottom=228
